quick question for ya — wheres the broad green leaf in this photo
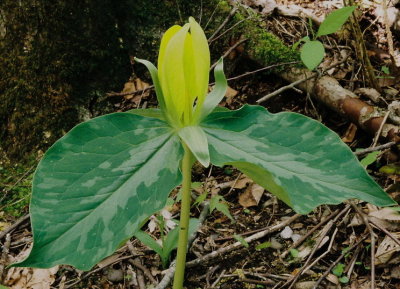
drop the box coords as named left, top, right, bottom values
left=178, top=126, right=210, bottom=167
left=202, top=105, right=395, bottom=214
left=134, top=230, right=163, bottom=257
left=300, top=40, right=325, bottom=70
left=128, top=108, right=165, bottom=121
left=14, top=113, right=183, bottom=270
left=317, top=6, right=356, bottom=37
left=195, top=58, right=228, bottom=122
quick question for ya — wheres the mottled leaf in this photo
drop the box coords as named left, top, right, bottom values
left=14, top=113, right=183, bottom=270
left=202, top=105, right=395, bottom=214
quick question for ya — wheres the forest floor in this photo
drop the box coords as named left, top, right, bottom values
left=1, top=0, right=400, bottom=288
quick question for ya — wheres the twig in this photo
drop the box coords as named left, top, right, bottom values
left=312, top=234, right=367, bottom=289
left=372, top=111, right=390, bottom=148
left=208, top=7, right=238, bottom=42
left=301, top=227, right=339, bottom=274
left=128, top=258, right=157, bottom=285
left=106, top=85, right=154, bottom=98
left=210, top=38, right=248, bottom=71
left=285, top=219, right=335, bottom=289
left=350, top=203, right=376, bottom=289
left=369, top=218, right=400, bottom=247
left=227, top=61, right=300, bottom=82
left=281, top=206, right=350, bottom=259
left=256, top=55, right=349, bottom=104
left=210, top=269, right=226, bottom=288
left=186, top=214, right=301, bottom=268
left=209, top=16, right=252, bottom=43
left=0, top=234, right=11, bottom=282
left=354, top=141, right=396, bottom=156
left=64, top=255, right=138, bottom=288
left=0, top=214, right=30, bottom=240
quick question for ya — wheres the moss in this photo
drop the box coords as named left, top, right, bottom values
left=232, top=6, right=300, bottom=72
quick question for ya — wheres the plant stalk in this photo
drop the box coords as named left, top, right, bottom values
left=172, top=143, right=193, bottom=289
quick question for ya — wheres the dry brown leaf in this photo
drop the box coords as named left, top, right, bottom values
left=326, top=273, right=339, bottom=285
left=238, top=183, right=264, bottom=207
left=4, top=246, right=59, bottom=289
left=369, top=208, right=400, bottom=222
left=341, top=123, right=358, bottom=143
left=234, top=176, right=252, bottom=189
left=375, top=233, right=400, bottom=265
left=97, top=253, right=123, bottom=268
left=225, top=86, right=239, bottom=105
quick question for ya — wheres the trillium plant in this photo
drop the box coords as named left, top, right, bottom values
left=15, top=17, right=394, bottom=289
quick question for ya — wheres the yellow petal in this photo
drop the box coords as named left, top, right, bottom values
left=159, top=23, right=190, bottom=122
left=188, top=17, right=210, bottom=109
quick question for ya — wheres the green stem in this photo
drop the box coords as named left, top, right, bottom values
left=172, top=143, right=193, bottom=289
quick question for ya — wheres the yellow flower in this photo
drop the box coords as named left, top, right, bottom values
left=157, top=17, right=210, bottom=127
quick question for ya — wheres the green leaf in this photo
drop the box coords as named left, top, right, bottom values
left=360, top=151, right=380, bottom=167
left=134, top=230, right=163, bottom=257
left=332, top=263, right=345, bottom=276
left=300, top=40, right=325, bottom=70
left=339, top=276, right=349, bottom=283
left=209, top=195, right=233, bottom=221
left=128, top=108, right=165, bottom=121
left=255, top=241, right=272, bottom=251
left=14, top=113, right=183, bottom=270
left=202, top=105, right=395, bottom=214
left=215, top=202, right=234, bottom=221
left=290, top=248, right=299, bottom=258
left=178, top=126, right=210, bottom=167
left=195, top=58, right=228, bottom=122
left=162, top=218, right=200, bottom=267
left=193, top=191, right=208, bottom=206
left=317, top=6, right=356, bottom=37
left=233, top=234, right=249, bottom=248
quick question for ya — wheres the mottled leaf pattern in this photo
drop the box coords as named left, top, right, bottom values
left=202, top=105, right=395, bottom=214
left=15, top=113, right=183, bottom=270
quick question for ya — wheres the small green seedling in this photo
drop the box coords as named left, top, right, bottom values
left=134, top=218, right=199, bottom=268
left=14, top=17, right=395, bottom=289
left=297, top=6, right=356, bottom=70
left=332, top=263, right=350, bottom=283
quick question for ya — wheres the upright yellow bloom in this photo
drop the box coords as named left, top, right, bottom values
left=157, top=17, right=210, bottom=126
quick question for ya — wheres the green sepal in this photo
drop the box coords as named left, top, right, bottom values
left=178, top=126, right=210, bottom=167
left=195, top=58, right=228, bottom=122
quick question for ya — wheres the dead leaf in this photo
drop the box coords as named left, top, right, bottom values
left=4, top=246, right=59, bottom=289
left=341, top=123, right=358, bottom=143
left=375, top=233, right=400, bottom=265
left=225, top=86, right=239, bottom=105
left=239, top=183, right=264, bottom=207
left=97, top=253, right=123, bottom=268
left=369, top=208, right=400, bottom=222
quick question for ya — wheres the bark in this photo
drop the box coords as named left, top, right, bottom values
left=279, top=69, right=399, bottom=142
